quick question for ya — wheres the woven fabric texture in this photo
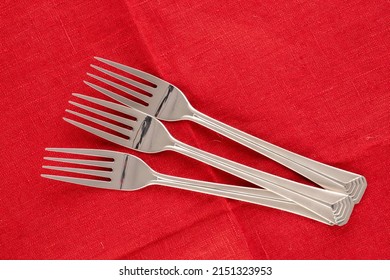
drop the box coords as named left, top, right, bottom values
left=1, top=0, right=389, bottom=259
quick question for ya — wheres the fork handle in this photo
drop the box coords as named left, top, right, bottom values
left=185, top=108, right=366, bottom=203
left=169, top=140, right=352, bottom=225
left=152, top=175, right=332, bottom=225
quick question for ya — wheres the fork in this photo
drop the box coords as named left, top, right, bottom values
left=63, top=94, right=353, bottom=225
left=85, top=57, right=367, bottom=203
left=42, top=148, right=343, bottom=225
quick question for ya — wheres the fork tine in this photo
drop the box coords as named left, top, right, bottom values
left=44, top=157, right=113, bottom=168
left=84, top=81, right=144, bottom=110
left=94, top=57, right=164, bottom=86
left=43, top=165, right=111, bottom=178
left=72, top=93, right=146, bottom=120
left=90, top=65, right=155, bottom=95
left=87, top=73, right=151, bottom=103
left=45, top=148, right=118, bottom=158
left=69, top=99, right=137, bottom=127
left=63, top=117, right=131, bottom=147
left=41, top=174, right=115, bottom=189
left=66, top=109, right=132, bottom=137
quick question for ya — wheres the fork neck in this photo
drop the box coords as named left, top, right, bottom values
left=183, top=106, right=228, bottom=131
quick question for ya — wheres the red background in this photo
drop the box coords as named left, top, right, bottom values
left=1, top=0, right=389, bottom=259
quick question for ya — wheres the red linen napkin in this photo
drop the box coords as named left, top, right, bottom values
left=0, top=0, right=389, bottom=259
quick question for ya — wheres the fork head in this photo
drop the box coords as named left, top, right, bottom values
left=65, top=94, right=175, bottom=153
left=42, top=148, right=156, bottom=190
left=86, top=57, right=194, bottom=121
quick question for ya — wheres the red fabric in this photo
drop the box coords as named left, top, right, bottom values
left=1, top=0, right=389, bottom=260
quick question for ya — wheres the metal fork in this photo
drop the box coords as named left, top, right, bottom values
left=63, top=94, right=353, bottom=225
left=85, top=57, right=366, bottom=203
left=42, top=148, right=337, bottom=225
